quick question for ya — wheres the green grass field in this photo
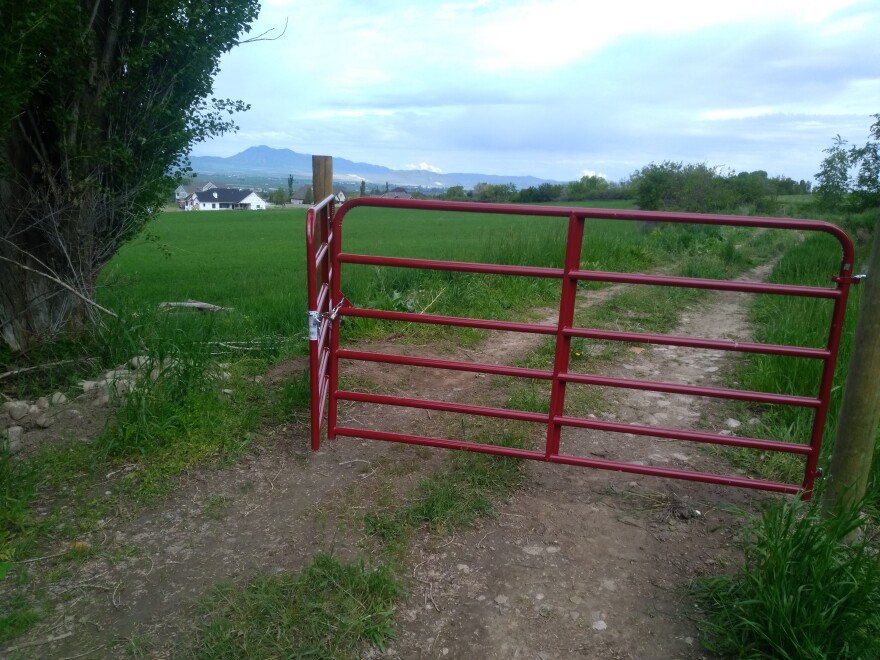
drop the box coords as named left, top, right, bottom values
left=4, top=197, right=877, bottom=655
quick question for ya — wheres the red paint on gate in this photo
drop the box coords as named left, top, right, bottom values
left=306, top=198, right=856, bottom=498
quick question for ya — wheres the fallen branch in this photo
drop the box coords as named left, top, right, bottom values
left=0, top=358, right=92, bottom=382
left=159, top=299, right=230, bottom=312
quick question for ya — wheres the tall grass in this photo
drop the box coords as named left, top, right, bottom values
left=694, top=499, right=880, bottom=659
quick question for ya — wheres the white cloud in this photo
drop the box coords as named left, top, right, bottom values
left=580, top=170, right=608, bottom=179
left=404, top=162, right=444, bottom=173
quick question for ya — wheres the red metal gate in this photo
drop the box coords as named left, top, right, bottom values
left=306, top=198, right=857, bottom=497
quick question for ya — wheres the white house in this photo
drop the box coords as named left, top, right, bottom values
left=184, top=188, right=266, bottom=211
left=175, top=180, right=218, bottom=203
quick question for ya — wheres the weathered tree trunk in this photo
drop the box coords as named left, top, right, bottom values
left=0, top=188, right=118, bottom=351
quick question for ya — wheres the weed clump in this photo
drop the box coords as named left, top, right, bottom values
left=182, top=554, right=401, bottom=659
left=694, top=500, right=880, bottom=659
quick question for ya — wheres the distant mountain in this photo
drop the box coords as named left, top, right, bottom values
left=188, top=146, right=556, bottom=189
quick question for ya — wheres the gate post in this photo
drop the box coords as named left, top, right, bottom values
left=823, top=222, right=879, bottom=512
left=313, top=155, right=333, bottom=204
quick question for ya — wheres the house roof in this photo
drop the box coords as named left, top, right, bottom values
left=192, top=188, right=255, bottom=203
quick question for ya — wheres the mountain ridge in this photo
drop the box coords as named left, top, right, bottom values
left=188, top=145, right=558, bottom=189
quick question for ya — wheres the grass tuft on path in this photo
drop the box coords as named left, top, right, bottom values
left=178, top=553, right=402, bottom=659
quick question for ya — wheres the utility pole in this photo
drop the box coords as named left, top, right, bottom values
left=823, top=220, right=880, bottom=512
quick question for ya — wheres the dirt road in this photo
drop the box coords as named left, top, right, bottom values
left=7, top=266, right=777, bottom=659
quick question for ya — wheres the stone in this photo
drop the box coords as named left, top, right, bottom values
left=35, top=413, right=54, bottom=429
left=5, top=425, right=24, bottom=452
left=92, top=393, right=110, bottom=407
left=49, top=392, right=68, bottom=406
left=494, top=595, right=509, bottom=605
left=747, top=417, right=761, bottom=427
left=35, top=397, right=50, bottom=410
left=107, top=379, right=130, bottom=395
left=724, top=418, right=742, bottom=429
left=28, top=405, right=40, bottom=416
left=80, top=380, right=103, bottom=393
left=129, top=355, right=151, bottom=370
left=3, top=401, right=30, bottom=421
left=105, top=369, right=133, bottom=380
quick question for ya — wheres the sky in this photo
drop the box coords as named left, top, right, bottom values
left=196, top=0, right=880, bottom=184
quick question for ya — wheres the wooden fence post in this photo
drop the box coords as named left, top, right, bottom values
left=312, top=155, right=333, bottom=205
left=823, top=220, right=880, bottom=512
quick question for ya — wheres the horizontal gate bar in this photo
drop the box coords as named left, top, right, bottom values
left=570, top=269, right=840, bottom=298
left=560, top=373, right=820, bottom=407
left=337, top=390, right=549, bottom=423
left=332, top=425, right=801, bottom=495
left=342, top=306, right=558, bottom=335
left=338, top=349, right=554, bottom=380
left=546, top=453, right=802, bottom=494
left=555, top=415, right=812, bottom=454
left=339, top=253, right=564, bottom=279
left=335, top=426, right=545, bottom=460
left=564, top=327, right=830, bottom=359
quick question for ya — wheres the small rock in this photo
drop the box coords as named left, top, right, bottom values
left=523, top=545, right=544, bottom=555
left=535, top=593, right=544, bottom=600
left=34, top=413, right=54, bottom=429
left=724, top=418, right=742, bottom=429
left=105, top=369, right=133, bottom=380
left=92, top=393, right=110, bottom=407
left=456, top=564, right=470, bottom=573
left=747, top=417, right=761, bottom=427
left=718, top=429, right=733, bottom=436
left=49, top=392, right=68, bottom=406
left=684, top=636, right=694, bottom=646
left=570, top=610, right=581, bottom=620
left=3, top=401, right=29, bottom=421
left=35, top=397, right=50, bottom=410
left=570, top=595, right=583, bottom=604
left=28, top=405, right=40, bottom=416
left=494, top=595, right=509, bottom=605
left=107, top=379, right=130, bottom=395
left=591, top=619, right=607, bottom=631
left=545, top=545, right=561, bottom=554
left=4, top=426, right=24, bottom=452
left=129, top=355, right=150, bottom=369
left=80, top=380, right=103, bottom=393
left=65, top=409, right=82, bottom=418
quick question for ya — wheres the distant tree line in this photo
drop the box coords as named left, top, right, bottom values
left=440, top=168, right=809, bottom=213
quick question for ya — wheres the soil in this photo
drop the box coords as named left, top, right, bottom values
left=3, top=264, right=781, bottom=659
